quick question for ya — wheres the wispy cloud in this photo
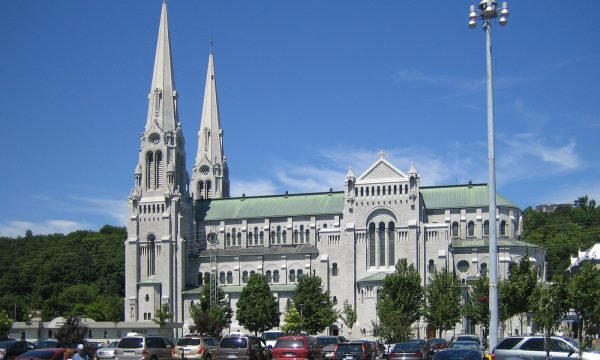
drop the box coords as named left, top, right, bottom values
left=0, top=220, right=91, bottom=238
left=231, top=179, right=279, bottom=197
left=538, top=181, right=600, bottom=207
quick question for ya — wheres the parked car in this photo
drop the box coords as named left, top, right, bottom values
left=218, top=334, right=266, bottom=360
left=261, top=332, right=285, bottom=349
left=15, top=348, right=68, bottom=360
left=424, top=339, right=448, bottom=358
left=493, top=336, right=600, bottom=360
left=114, top=333, right=174, bottom=360
left=447, top=342, right=482, bottom=359
left=96, top=341, right=119, bottom=360
left=173, top=335, right=218, bottom=360
left=35, top=340, right=59, bottom=349
left=271, top=335, right=323, bottom=360
left=0, top=340, right=37, bottom=360
left=333, top=342, right=370, bottom=360
left=433, top=349, right=482, bottom=360
left=315, top=336, right=347, bottom=359
left=354, top=340, right=377, bottom=360
left=388, top=342, right=425, bottom=360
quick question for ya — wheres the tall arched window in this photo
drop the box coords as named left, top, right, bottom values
left=388, top=222, right=395, bottom=266
left=260, top=231, right=264, bottom=244
left=332, top=263, right=338, bottom=276
left=219, top=271, right=225, bottom=284
left=297, top=269, right=304, bottom=279
left=369, top=223, right=376, bottom=267
left=483, top=220, right=489, bottom=236
left=147, top=234, right=156, bottom=276
left=305, top=229, right=310, bottom=242
left=289, top=269, right=296, bottom=283
left=206, top=180, right=212, bottom=199
left=242, top=271, right=249, bottom=283
left=155, top=151, right=163, bottom=188
left=146, top=152, right=154, bottom=189
left=237, top=233, right=242, bottom=246
left=480, top=263, right=488, bottom=276
left=248, top=232, right=253, bottom=245
left=378, top=222, right=386, bottom=266
left=266, top=270, right=272, bottom=283
left=428, top=259, right=436, bottom=273
left=452, top=222, right=459, bottom=237
left=231, top=228, right=236, bottom=244
left=282, top=230, right=287, bottom=244
left=293, top=230, right=298, bottom=243
left=270, top=231, right=276, bottom=244
left=300, top=225, right=305, bottom=243
left=227, top=271, right=233, bottom=284
left=226, top=233, right=231, bottom=247
left=467, top=221, right=475, bottom=237
left=254, top=227, right=259, bottom=244
left=277, top=226, right=282, bottom=244
left=273, top=270, right=280, bottom=283
left=500, top=220, right=507, bottom=236
left=197, top=181, right=204, bottom=199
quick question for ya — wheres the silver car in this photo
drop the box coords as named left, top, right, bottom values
left=114, top=334, right=174, bottom=360
left=96, top=341, right=119, bottom=360
left=493, top=336, right=600, bottom=360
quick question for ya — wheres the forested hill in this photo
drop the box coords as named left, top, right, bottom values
left=0, top=225, right=125, bottom=322
left=522, top=199, right=600, bottom=280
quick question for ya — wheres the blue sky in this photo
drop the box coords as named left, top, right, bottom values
left=1, top=1, right=599, bottom=237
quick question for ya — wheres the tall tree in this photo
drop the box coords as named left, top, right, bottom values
left=529, top=278, right=568, bottom=360
left=55, top=316, right=88, bottom=344
left=424, top=269, right=461, bottom=338
left=281, top=303, right=303, bottom=335
left=236, top=274, right=280, bottom=335
left=339, top=300, right=357, bottom=340
left=462, top=275, right=489, bottom=332
left=504, top=258, right=538, bottom=334
left=189, top=283, right=232, bottom=337
left=0, top=309, right=12, bottom=339
left=292, top=276, right=337, bottom=335
left=377, top=259, right=423, bottom=342
left=566, top=262, right=600, bottom=359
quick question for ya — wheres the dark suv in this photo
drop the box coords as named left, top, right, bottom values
left=218, top=334, right=266, bottom=360
left=493, top=336, right=599, bottom=360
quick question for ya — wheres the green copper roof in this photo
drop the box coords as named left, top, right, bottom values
left=421, top=183, right=518, bottom=209
left=452, top=238, right=541, bottom=249
left=196, top=192, right=345, bottom=221
left=357, top=272, right=390, bottom=283
left=182, top=284, right=297, bottom=295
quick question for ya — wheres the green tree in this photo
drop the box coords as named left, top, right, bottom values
left=530, top=278, right=568, bottom=360
left=0, top=309, right=12, bottom=338
left=281, top=303, right=303, bottom=335
left=55, top=316, right=88, bottom=344
left=377, top=259, right=424, bottom=342
left=504, top=258, right=538, bottom=334
left=462, top=275, right=489, bottom=331
left=424, top=269, right=461, bottom=338
left=292, top=276, right=337, bottom=335
left=153, top=303, right=173, bottom=327
left=566, top=263, right=600, bottom=359
left=189, top=283, right=233, bottom=337
left=236, top=274, right=280, bottom=335
left=339, top=300, right=357, bottom=340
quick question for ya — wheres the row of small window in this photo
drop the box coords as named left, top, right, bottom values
left=138, top=203, right=165, bottom=214
left=354, top=184, right=409, bottom=197
left=451, top=220, right=509, bottom=238
left=220, top=226, right=312, bottom=247
left=142, top=312, right=153, bottom=320
left=198, top=269, right=308, bottom=285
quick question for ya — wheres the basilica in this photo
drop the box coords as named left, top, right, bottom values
left=124, top=3, right=546, bottom=339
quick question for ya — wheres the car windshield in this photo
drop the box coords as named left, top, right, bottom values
left=337, top=344, right=364, bottom=353
left=316, top=338, right=339, bottom=346
left=275, top=339, right=304, bottom=348
left=107, top=342, right=119, bottom=348
left=118, top=338, right=144, bottom=349
left=263, top=332, right=284, bottom=341
left=450, top=342, right=478, bottom=350
left=456, top=336, right=479, bottom=343
left=393, top=343, right=421, bottom=352
left=220, top=337, right=248, bottom=349
left=177, top=338, right=201, bottom=346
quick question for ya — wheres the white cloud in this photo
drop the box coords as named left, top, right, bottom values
left=536, top=181, right=600, bottom=207
left=70, top=196, right=129, bottom=225
left=230, top=179, right=279, bottom=197
left=0, top=220, right=91, bottom=238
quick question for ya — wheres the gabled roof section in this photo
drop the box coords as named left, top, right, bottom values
left=357, top=157, right=408, bottom=183
left=421, top=183, right=519, bottom=209
left=196, top=192, right=344, bottom=221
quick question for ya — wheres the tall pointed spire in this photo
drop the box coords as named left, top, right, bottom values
left=196, top=51, right=224, bottom=164
left=145, top=1, right=178, bottom=132
left=191, top=50, right=229, bottom=200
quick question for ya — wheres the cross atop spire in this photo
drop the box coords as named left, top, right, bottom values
left=145, top=1, right=178, bottom=132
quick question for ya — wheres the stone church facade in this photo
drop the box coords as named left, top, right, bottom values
left=124, top=3, right=546, bottom=339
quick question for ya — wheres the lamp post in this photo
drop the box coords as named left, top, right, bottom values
left=467, top=0, right=509, bottom=351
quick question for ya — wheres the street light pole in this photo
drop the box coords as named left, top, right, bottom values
left=467, top=0, right=509, bottom=351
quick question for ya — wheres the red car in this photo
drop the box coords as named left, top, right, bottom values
left=271, top=335, right=324, bottom=360
left=15, top=348, right=68, bottom=360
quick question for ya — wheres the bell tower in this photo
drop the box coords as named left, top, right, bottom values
left=124, top=2, right=192, bottom=333
left=191, top=50, right=230, bottom=201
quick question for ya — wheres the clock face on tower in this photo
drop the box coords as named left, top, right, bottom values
left=149, top=134, right=160, bottom=145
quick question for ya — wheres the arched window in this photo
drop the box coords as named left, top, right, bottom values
left=260, top=231, right=264, bottom=244
left=332, top=263, right=338, bottom=276
left=305, top=229, right=310, bottom=242
left=197, top=181, right=204, bottom=199
left=232, top=228, right=236, bottom=244
left=467, top=221, right=475, bottom=237
left=428, top=259, right=436, bottom=273
left=237, top=232, right=242, bottom=245
left=155, top=151, right=163, bottom=188
left=297, top=269, right=304, bottom=279
left=293, top=230, right=298, bottom=243
left=219, top=271, right=225, bottom=284
left=248, top=231, right=253, bottom=245
left=206, top=180, right=212, bottom=199
left=242, top=271, right=249, bottom=283
left=377, top=186, right=381, bottom=196
left=332, top=296, right=338, bottom=305
left=226, top=233, right=231, bottom=247
left=271, top=231, right=275, bottom=244
left=289, top=269, right=296, bottom=283
left=227, top=271, right=233, bottom=284
left=273, top=270, right=280, bottom=283
left=379, top=222, right=386, bottom=266
left=146, top=152, right=154, bottom=189
left=300, top=225, right=305, bottom=243
left=483, top=220, right=489, bottom=236
left=369, top=223, right=376, bottom=267
left=282, top=230, right=287, bottom=244
left=204, top=272, right=211, bottom=284
left=394, top=185, right=397, bottom=195
left=147, top=234, right=156, bottom=276
left=277, top=226, right=282, bottom=244
left=480, top=263, right=488, bottom=276
left=254, top=227, right=259, bottom=244
left=500, top=220, right=507, bottom=236
left=388, top=222, right=395, bottom=266
left=266, top=270, right=272, bottom=283
left=145, top=294, right=149, bottom=302
left=452, top=222, right=459, bottom=237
